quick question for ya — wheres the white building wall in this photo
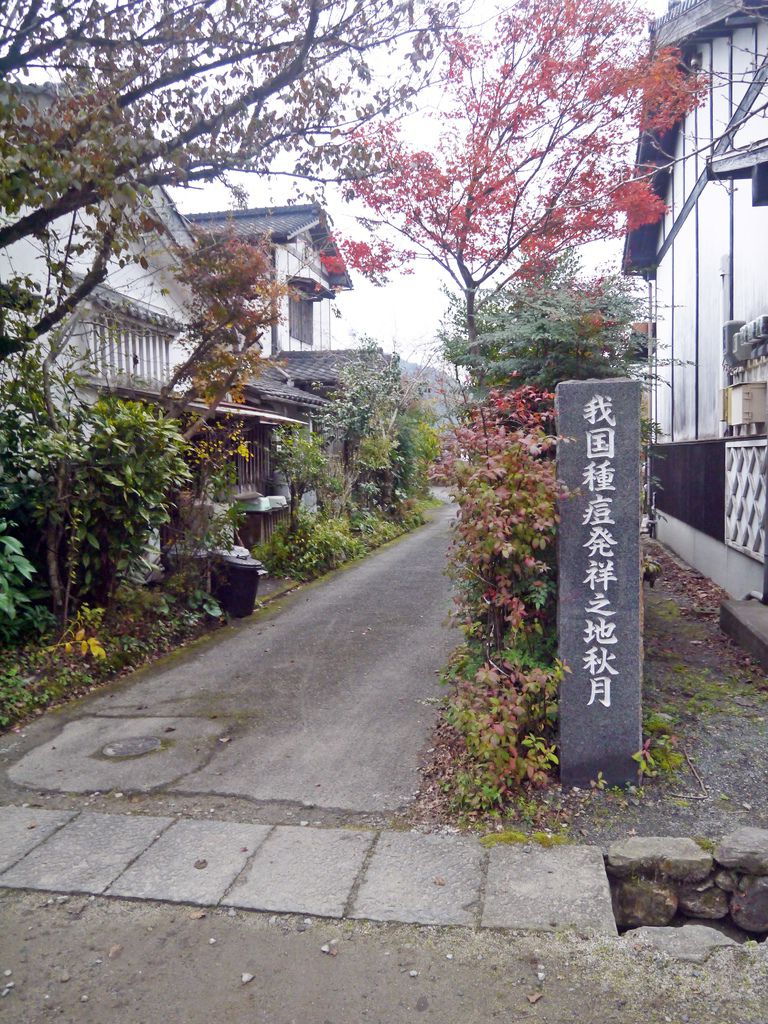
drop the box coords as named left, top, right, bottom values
left=657, top=512, right=763, bottom=598
left=655, top=250, right=674, bottom=441
left=696, top=177, right=729, bottom=440
left=672, top=213, right=698, bottom=441
left=272, top=231, right=339, bottom=353
left=0, top=191, right=194, bottom=383
left=648, top=15, right=768, bottom=596
left=653, top=17, right=768, bottom=445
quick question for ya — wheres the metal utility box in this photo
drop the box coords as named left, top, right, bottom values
left=723, top=382, right=767, bottom=425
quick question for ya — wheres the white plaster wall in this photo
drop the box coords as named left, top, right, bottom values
left=655, top=251, right=674, bottom=441
left=671, top=213, right=698, bottom=442
left=1, top=188, right=194, bottom=375
left=710, top=35, right=733, bottom=143
left=653, top=19, right=768, bottom=444
left=697, top=182, right=730, bottom=439
left=649, top=19, right=768, bottom=594
left=272, top=235, right=339, bottom=353
left=730, top=24, right=765, bottom=149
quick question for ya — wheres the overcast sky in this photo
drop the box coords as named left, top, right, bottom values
left=172, top=0, right=667, bottom=365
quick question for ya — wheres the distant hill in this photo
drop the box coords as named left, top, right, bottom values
left=398, top=357, right=456, bottom=423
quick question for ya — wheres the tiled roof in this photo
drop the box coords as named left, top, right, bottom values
left=86, top=281, right=182, bottom=331
left=185, top=204, right=352, bottom=290
left=186, top=205, right=321, bottom=243
left=276, top=349, right=367, bottom=386
left=247, top=364, right=329, bottom=407
left=653, top=0, right=706, bottom=31
left=651, top=0, right=743, bottom=44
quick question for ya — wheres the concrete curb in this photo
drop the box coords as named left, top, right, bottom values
left=720, top=598, right=768, bottom=671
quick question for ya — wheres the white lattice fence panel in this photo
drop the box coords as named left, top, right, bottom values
left=725, top=440, right=767, bottom=562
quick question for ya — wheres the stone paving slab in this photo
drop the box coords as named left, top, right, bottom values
left=0, top=807, right=622, bottom=935
left=0, top=806, right=76, bottom=873
left=8, top=717, right=225, bottom=793
left=224, top=825, right=374, bottom=918
left=624, top=923, right=737, bottom=963
left=109, top=819, right=273, bottom=905
left=350, top=832, right=484, bottom=926
left=0, top=812, right=173, bottom=894
left=481, top=844, right=617, bottom=935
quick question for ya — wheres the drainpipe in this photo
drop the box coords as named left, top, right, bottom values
left=721, top=256, right=739, bottom=381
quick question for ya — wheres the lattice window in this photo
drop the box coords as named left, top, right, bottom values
left=87, top=314, right=173, bottom=389
left=288, top=296, right=314, bottom=346
left=725, top=439, right=767, bottom=562
left=235, top=422, right=273, bottom=495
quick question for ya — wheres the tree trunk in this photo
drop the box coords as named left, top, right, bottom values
left=466, top=285, right=478, bottom=356
left=45, top=521, right=65, bottom=621
left=289, top=489, right=301, bottom=535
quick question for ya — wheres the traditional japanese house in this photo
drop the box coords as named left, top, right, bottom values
left=624, top=0, right=768, bottom=597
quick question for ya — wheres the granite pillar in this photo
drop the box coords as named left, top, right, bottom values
left=555, top=379, right=642, bottom=787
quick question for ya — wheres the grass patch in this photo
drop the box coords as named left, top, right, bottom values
left=694, top=836, right=716, bottom=853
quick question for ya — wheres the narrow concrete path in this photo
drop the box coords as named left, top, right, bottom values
left=2, top=501, right=458, bottom=815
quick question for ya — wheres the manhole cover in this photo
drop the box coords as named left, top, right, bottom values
left=101, top=737, right=163, bottom=759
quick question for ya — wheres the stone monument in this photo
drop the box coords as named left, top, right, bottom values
left=555, top=379, right=642, bottom=787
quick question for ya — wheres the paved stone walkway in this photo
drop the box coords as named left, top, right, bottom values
left=0, top=805, right=617, bottom=934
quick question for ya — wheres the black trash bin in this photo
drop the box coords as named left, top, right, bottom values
left=212, top=550, right=267, bottom=618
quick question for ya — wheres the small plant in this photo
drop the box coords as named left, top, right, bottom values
left=642, top=556, right=662, bottom=587
left=46, top=605, right=106, bottom=660
left=694, top=836, right=716, bottom=854
left=187, top=588, right=224, bottom=619
left=632, top=730, right=684, bottom=779
left=632, top=710, right=684, bottom=780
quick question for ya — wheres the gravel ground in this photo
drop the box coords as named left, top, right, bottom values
left=411, top=541, right=768, bottom=845
left=1, top=890, right=767, bottom=1024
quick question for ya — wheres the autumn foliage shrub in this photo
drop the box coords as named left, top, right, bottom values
left=438, top=387, right=565, bottom=812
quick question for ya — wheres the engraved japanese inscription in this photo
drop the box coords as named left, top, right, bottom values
left=556, top=379, right=642, bottom=787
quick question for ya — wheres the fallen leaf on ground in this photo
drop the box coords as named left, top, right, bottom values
left=527, top=993, right=542, bottom=1004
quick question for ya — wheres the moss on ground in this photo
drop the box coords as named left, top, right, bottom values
left=479, top=829, right=572, bottom=849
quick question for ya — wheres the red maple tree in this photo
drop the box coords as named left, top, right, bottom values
left=345, top=0, right=701, bottom=350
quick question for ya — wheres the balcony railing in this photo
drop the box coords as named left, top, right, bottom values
left=87, top=314, right=172, bottom=391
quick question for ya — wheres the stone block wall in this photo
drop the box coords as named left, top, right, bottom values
left=606, top=828, right=768, bottom=934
